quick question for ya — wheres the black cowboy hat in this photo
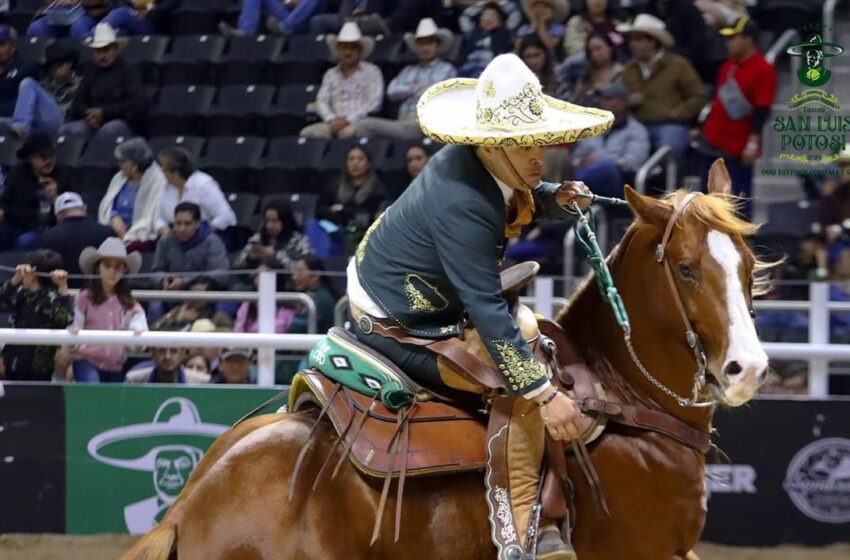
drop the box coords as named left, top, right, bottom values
left=16, top=134, right=55, bottom=159
left=43, top=42, right=79, bottom=69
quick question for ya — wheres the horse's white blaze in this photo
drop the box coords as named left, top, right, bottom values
left=707, top=230, right=768, bottom=406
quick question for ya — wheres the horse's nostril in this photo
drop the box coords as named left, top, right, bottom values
left=724, top=361, right=743, bottom=377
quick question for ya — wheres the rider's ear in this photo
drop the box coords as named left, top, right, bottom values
left=624, top=185, right=671, bottom=228
left=707, top=158, right=732, bottom=195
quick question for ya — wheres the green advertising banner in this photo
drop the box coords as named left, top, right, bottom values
left=64, top=385, right=280, bottom=535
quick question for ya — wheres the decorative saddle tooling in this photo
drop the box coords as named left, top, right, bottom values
left=285, top=319, right=712, bottom=546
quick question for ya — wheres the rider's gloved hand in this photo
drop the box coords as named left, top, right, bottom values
left=555, top=181, right=593, bottom=214
left=535, top=389, right=585, bottom=441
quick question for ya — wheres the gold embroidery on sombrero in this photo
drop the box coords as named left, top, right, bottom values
left=476, top=83, right=546, bottom=130
left=404, top=273, right=448, bottom=313
left=355, top=212, right=385, bottom=264
left=483, top=80, right=496, bottom=98
left=493, top=340, right=547, bottom=391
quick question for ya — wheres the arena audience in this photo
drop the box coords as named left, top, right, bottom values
left=319, top=145, right=385, bottom=231
left=517, top=34, right=562, bottom=97
left=27, top=0, right=111, bottom=39
left=457, top=1, right=512, bottom=78
left=126, top=347, right=194, bottom=384
left=210, top=348, right=254, bottom=384
left=405, top=144, right=430, bottom=180
left=516, top=0, right=568, bottom=55
left=235, top=200, right=313, bottom=273
left=0, top=25, right=37, bottom=120
left=42, top=192, right=113, bottom=282
left=151, top=276, right=222, bottom=331
left=287, top=256, right=337, bottom=334
left=221, top=0, right=325, bottom=36
left=560, top=31, right=623, bottom=106
left=103, top=0, right=180, bottom=36
left=563, top=0, right=620, bottom=59
left=183, top=353, right=211, bottom=383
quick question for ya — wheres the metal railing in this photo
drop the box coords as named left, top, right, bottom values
left=634, top=145, right=677, bottom=195
left=824, top=0, right=840, bottom=45
left=765, top=28, right=801, bottom=77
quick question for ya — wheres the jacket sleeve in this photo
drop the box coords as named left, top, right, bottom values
left=203, top=178, right=237, bottom=231
left=620, top=122, right=651, bottom=173
left=671, top=59, right=708, bottom=122
left=532, top=182, right=580, bottom=222
left=98, top=172, right=123, bottom=226
left=316, top=70, right=336, bottom=122
left=431, top=197, right=551, bottom=398
left=99, top=65, right=147, bottom=123
left=150, top=237, right=168, bottom=287
left=348, top=65, right=384, bottom=122
left=125, top=167, right=165, bottom=242
left=68, top=73, right=91, bottom=121
left=0, top=281, right=20, bottom=310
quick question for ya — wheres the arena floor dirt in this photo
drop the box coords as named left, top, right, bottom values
left=0, top=534, right=848, bottom=560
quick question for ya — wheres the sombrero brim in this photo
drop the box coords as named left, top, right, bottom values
left=79, top=246, right=142, bottom=275
left=417, top=78, right=614, bottom=146
left=787, top=42, right=844, bottom=57
left=326, top=35, right=375, bottom=59
left=616, top=23, right=675, bottom=48
left=403, top=29, right=454, bottom=55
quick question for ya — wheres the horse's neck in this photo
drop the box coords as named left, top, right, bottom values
left=561, top=238, right=714, bottom=430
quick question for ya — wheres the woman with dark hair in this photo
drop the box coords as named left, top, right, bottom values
left=0, top=249, right=72, bottom=381
left=288, top=256, right=338, bottom=334
left=560, top=31, right=623, bottom=105
left=517, top=34, right=563, bottom=97
left=322, top=145, right=386, bottom=230
left=563, top=0, right=621, bottom=58
left=236, top=200, right=313, bottom=272
left=406, top=144, right=431, bottom=181
left=69, top=237, right=147, bottom=382
left=457, top=1, right=513, bottom=78
left=98, top=137, right=165, bottom=251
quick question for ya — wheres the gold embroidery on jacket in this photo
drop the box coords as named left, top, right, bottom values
left=404, top=274, right=448, bottom=313
left=493, top=340, right=546, bottom=391
left=356, top=212, right=385, bottom=265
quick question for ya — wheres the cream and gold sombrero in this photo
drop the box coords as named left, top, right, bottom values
left=417, top=54, right=613, bottom=146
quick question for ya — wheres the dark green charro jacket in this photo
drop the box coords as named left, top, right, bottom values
left=355, top=144, right=577, bottom=397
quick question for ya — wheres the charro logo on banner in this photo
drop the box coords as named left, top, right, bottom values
left=783, top=437, right=850, bottom=524
left=87, top=397, right=228, bottom=533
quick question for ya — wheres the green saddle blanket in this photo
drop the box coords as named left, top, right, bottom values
left=308, top=329, right=416, bottom=410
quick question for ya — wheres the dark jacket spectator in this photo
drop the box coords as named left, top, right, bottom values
left=63, top=23, right=146, bottom=138
left=458, top=2, right=513, bottom=78
left=41, top=192, right=114, bottom=284
left=0, top=25, right=38, bottom=118
left=151, top=202, right=230, bottom=289
left=0, top=135, right=76, bottom=250
left=235, top=201, right=313, bottom=273
left=288, top=257, right=339, bottom=334
left=319, top=145, right=385, bottom=229
left=0, top=250, right=73, bottom=381
left=125, top=347, right=192, bottom=384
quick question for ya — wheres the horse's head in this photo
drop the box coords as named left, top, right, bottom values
left=622, top=159, right=769, bottom=407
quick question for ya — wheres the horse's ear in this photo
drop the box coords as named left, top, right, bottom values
left=624, top=185, right=671, bottom=227
left=707, top=158, right=732, bottom=195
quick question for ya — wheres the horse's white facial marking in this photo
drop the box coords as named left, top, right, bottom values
left=707, top=230, right=768, bottom=406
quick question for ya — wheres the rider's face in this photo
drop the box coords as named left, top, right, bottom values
left=479, top=146, right=546, bottom=190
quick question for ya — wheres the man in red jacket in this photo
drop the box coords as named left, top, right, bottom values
left=701, top=16, right=777, bottom=218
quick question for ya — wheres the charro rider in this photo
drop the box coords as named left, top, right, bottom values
left=347, top=53, right=613, bottom=559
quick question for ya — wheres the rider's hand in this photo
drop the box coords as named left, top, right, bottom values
left=556, top=181, right=592, bottom=214
left=537, top=390, right=585, bottom=442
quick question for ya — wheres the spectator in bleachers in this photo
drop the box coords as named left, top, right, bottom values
left=0, top=251, right=72, bottom=381
left=0, top=134, right=75, bottom=251
left=151, top=276, right=221, bottom=331
left=300, top=22, right=384, bottom=139
left=183, top=353, right=211, bottom=383
left=155, top=147, right=237, bottom=237
left=210, top=347, right=253, bottom=384
left=234, top=269, right=296, bottom=334
left=559, top=31, right=623, bottom=106
left=457, top=2, right=512, bottom=79
left=320, top=145, right=385, bottom=231
left=0, top=26, right=38, bottom=119
left=70, top=237, right=148, bottom=382
left=151, top=202, right=230, bottom=292
left=619, top=14, right=707, bottom=159
left=406, top=144, right=430, bottom=180
left=308, top=0, right=440, bottom=36
left=220, top=0, right=326, bottom=37
left=354, top=18, right=456, bottom=140
left=516, top=0, right=568, bottom=55
left=187, top=317, right=226, bottom=375
left=563, top=0, right=619, bottom=59
left=517, top=35, right=562, bottom=97
left=699, top=17, right=776, bottom=219
left=103, top=0, right=180, bottom=37
left=287, top=256, right=338, bottom=334
left=1, top=43, right=80, bottom=138
left=646, top=0, right=722, bottom=84
left=235, top=200, right=312, bottom=273
left=126, top=347, right=193, bottom=384
left=60, top=23, right=147, bottom=140
left=99, top=137, right=165, bottom=252
left=570, top=82, right=650, bottom=198
left=27, top=0, right=111, bottom=39
left=459, top=0, right=522, bottom=36
left=42, top=192, right=113, bottom=282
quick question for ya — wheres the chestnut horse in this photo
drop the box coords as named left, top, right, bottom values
left=122, top=160, right=770, bottom=560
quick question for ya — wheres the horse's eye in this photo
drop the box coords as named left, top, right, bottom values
left=678, top=263, right=695, bottom=280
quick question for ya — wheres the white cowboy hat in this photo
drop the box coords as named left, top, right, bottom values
left=417, top=53, right=613, bottom=146
left=326, top=21, right=375, bottom=60
left=520, top=0, right=569, bottom=24
left=616, top=14, right=675, bottom=48
left=84, top=22, right=128, bottom=49
left=79, top=237, right=142, bottom=275
left=404, top=18, right=455, bottom=56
